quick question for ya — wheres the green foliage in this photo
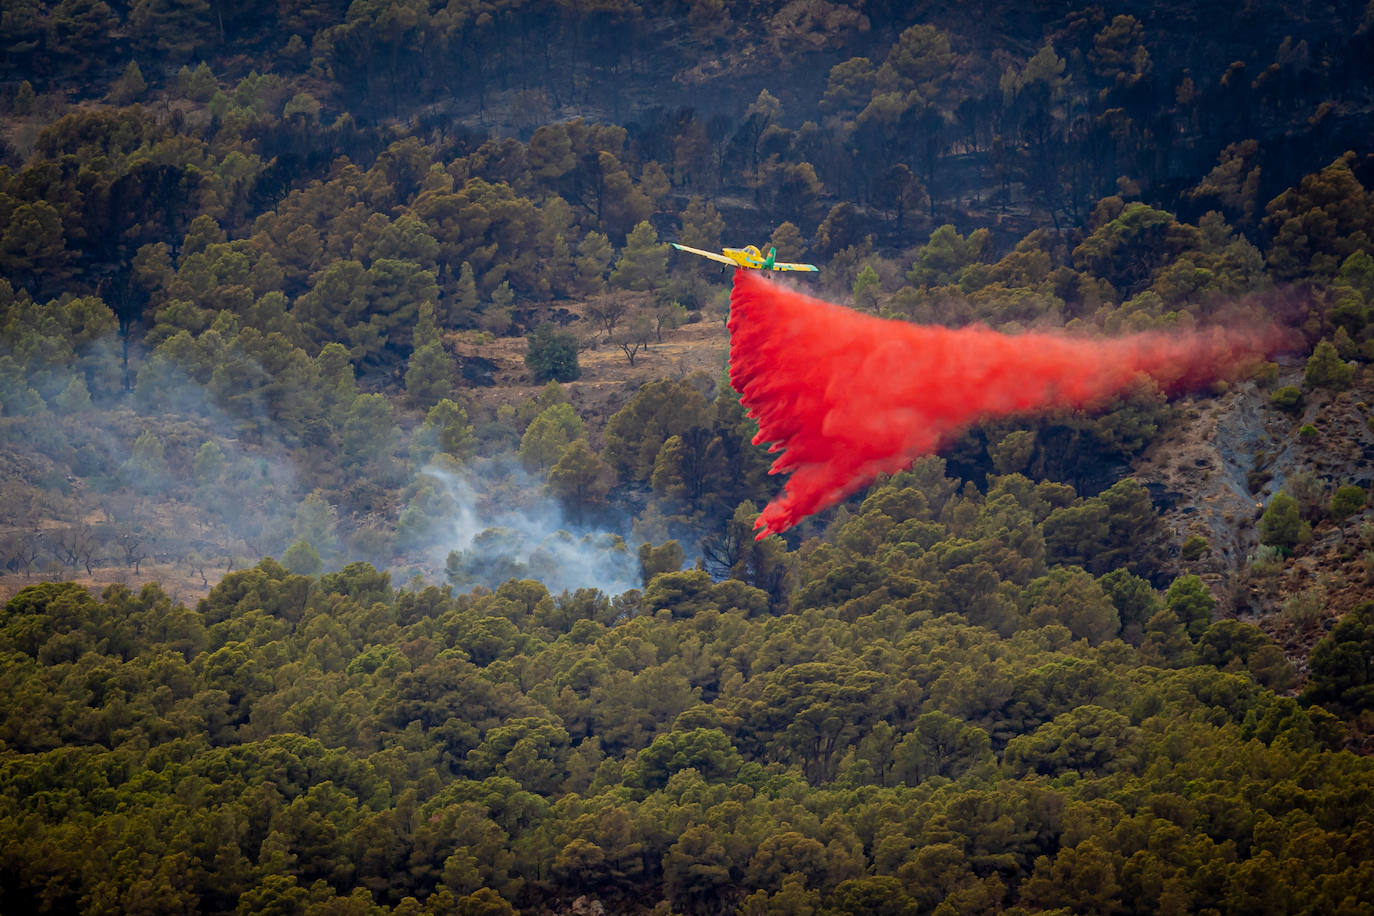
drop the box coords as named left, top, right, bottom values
left=1197, top=619, right=1293, bottom=690
left=109, top=60, right=147, bottom=105
left=625, top=728, right=742, bottom=792
left=1263, top=152, right=1374, bottom=281
left=53, top=375, right=91, bottom=412
left=602, top=377, right=712, bottom=483
left=1003, top=704, right=1135, bottom=776
left=1164, top=573, right=1216, bottom=640
left=893, top=710, right=993, bottom=783
left=1259, top=491, right=1308, bottom=553
left=519, top=403, right=585, bottom=473
left=852, top=263, right=881, bottom=309
left=610, top=221, right=668, bottom=292
left=4, top=544, right=1374, bottom=915
left=295, top=258, right=438, bottom=365
left=1303, top=602, right=1374, bottom=713
left=524, top=324, right=580, bottom=383
left=13, top=80, right=36, bottom=115
left=908, top=224, right=988, bottom=288
left=121, top=428, right=169, bottom=490
left=0, top=355, right=45, bottom=415
left=1180, top=533, right=1211, bottom=561
left=650, top=434, right=688, bottom=499
left=452, top=261, right=480, bottom=326
left=481, top=280, right=515, bottom=335
left=404, top=340, right=459, bottom=409
left=638, top=540, right=685, bottom=587
left=546, top=439, right=615, bottom=515
left=418, top=398, right=477, bottom=461
left=679, top=196, right=725, bottom=250
left=1330, top=484, right=1368, bottom=520
left=282, top=538, right=322, bottom=575
left=1072, top=203, right=1200, bottom=296
left=1025, top=566, right=1120, bottom=643
left=1304, top=339, right=1355, bottom=389
left=988, top=429, right=1036, bottom=475
left=1337, top=249, right=1374, bottom=304
left=1269, top=385, right=1304, bottom=412
left=293, top=492, right=339, bottom=557
left=1, top=291, right=118, bottom=407
left=1044, top=478, right=1164, bottom=577
left=341, top=393, right=399, bottom=467
left=193, top=440, right=227, bottom=485
left=575, top=232, right=615, bottom=295
left=1098, top=567, right=1160, bottom=643
left=175, top=60, right=218, bottom=101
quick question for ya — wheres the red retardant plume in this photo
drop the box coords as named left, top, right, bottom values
left=728, top=269, right=1284, bottom=539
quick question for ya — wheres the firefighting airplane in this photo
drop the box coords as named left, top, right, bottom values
left=670, top=242, right=819, bottom=272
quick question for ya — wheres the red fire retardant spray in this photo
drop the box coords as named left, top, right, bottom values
left=727, top=268, right=1285, bottom=539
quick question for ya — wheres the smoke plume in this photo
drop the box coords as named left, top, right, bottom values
left=728, top=269, right=1285, bottom=538
left=417, top=460, right=641, bottom=596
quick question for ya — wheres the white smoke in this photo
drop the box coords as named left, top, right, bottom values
left=408, top=459, right=641, bottom=596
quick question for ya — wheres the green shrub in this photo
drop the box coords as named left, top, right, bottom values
left=1251, top=361, right=1280, bottom=387
left=1305, top=339, right=1355, bottom=389
left=1331, top=485, right=1368, bottom=520
left=1181, top=534, right=1211, bottom=561
left=525, top=324, right=580, bottom=383
left=1270, top=386, right=1303, bottom=412
left=1260, top=492, right=1308, bottom=553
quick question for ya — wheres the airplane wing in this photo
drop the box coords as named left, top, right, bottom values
left=670, top=242, right=737, bottom=266
left=772, top=261, right=820, bottom=272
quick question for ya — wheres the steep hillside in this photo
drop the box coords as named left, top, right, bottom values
left=1136, top=360, right=1374, bottom=659
left=448, top=301, right=732, bottom=431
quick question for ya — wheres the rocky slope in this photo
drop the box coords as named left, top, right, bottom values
left=1135, top=359, right=1374, bottom=662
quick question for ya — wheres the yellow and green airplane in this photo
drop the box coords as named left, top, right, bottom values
left=670, top=242, right=819, bottom=272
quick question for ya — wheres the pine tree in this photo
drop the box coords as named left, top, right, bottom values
left=54, top=376, right=91, bottom=412
left=413, top=301, right=440, bottom=350
left=122, top=429, right=169, bottom=491
left=548, top=439, right=614, bottom=516
left=1259, top=491, right=1307, bottom=553
left=520, top=403, right=586, bottom=472
left=575, top=232, right=614, bottom=294
left=192, top=441, right=226, bottom=485
left=452, top=261, right=480, bottom=326
left=110, top=60, right=147, bottom=105
left=611, top=221, right=668, bottom=292
left=525, top=324, right=580, bottom=383
left=680, top=197, right=726, bottom=250
left=418, top=398, right=476, bottom=460
left=479, top=281, right=514, bottom=335
left=282, top=540, right=322, bottom=576
left=852, top=264, right=881, bottom=309
left=405, top=341, right=458, bottom=409
left=292, top=492, right=339, bottom=556
left=651, top=436, right=688, bottom=500
left=548, top=234, right=575, bottom=297
left=1304, top=339, right=1354, bottom=389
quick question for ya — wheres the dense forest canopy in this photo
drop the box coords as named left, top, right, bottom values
left=3, top=0, right=1374, bottom=913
